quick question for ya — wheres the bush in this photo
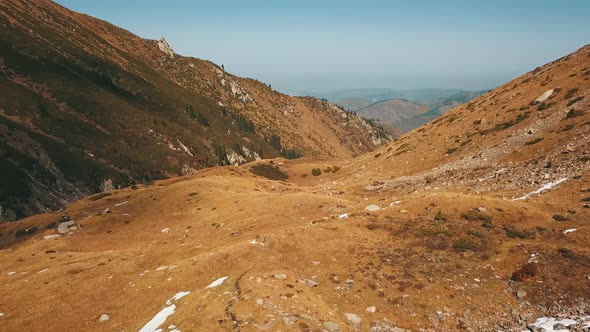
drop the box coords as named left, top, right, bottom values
left=525, top=137, right=544, bottom=146
left=461, top=210, right=492, bottom=223
left=331, top=166, right=341, bottom=173
left=566, top=108, right=584, bottom=119
left=434, top=210, right=447, bottom=221
left=311, top=168, right=322, bottom=176
left=552, top=214, right=569, bottom=221
left=511, top=262, right=538, bottom=281
left=453, top=238, right=476, bottom=251
left=503, top=225, right=531, bottom=239
left=565, top=88, right=579, bottom=99
left=250, top=164, right=288, bottom=181
left=446, top=147, right=457, bottom=154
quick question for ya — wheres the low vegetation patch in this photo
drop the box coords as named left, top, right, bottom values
left=461, top=210, right=492, bottom=223
left=566, top=108, right=584, bottom=119
left=511, top=262, right=538, bottom=281
left=564, top=88, right=579, bottom=99
left=503, top=225, right=532, bottom=239
left=311, top=168, right=322, bottom=176
left=552, top=214, right=570, bottom=222
left=434, top=210, right=447, bottom=221
left=566, top=96, right=584, bottom=107
left=525, top=137, right=544, bottom=146
left=453, top=238, right=477, bottom=251
left=250, top=164, right=289, bottom=181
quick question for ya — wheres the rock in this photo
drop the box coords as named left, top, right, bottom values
left=300, top=279, right=318, bottom=287
left=399, top=209, right=408, bottom=214
left=57, top=221, right=75, bottom=234
left=323, top=321, right=340, bottom=332
left=157, top=37, right=175, bottom=58
left=167, top=325, right=177, bottom=330
left=345, top=313, right=362, bottom=326
left=366, top=306, right=376, bottom=313
left=161, top=228, right=170, bottom=233
left=345, top=279, right=355, bottom=285
left=43, top=234, right=61, bottom=240
left=282, top=315, right=298, bottom=326
left=99, top=314, right=109, bottom=322
left=477, top=207, right=487, bottom=213
left=338, top=213, right=350, bottom=219
left=365, top=205, right=381, bottom=212
left=516, top=288, right=527, bottom=299
left=256, top=298, right=264, bottom=306
left=274, top=274, right=287, bottom=280
left=6, top=272, right=16, bottom=276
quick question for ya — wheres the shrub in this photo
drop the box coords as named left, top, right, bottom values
left=511, top=262, right=538, bottom=281
left=467, top=229, right=485, bottom=238
left=552, top=214, right=569, bottom=221
left=446, top=147, right=457, bottom=154
left=537, top=102, right=555, bottom=111
left=250, top=164, right=288, bottom=181
left=311, top=168, right=322, bottom=176
left=331, top=166, right=341, bottom=173
left=423, top=225, right=449, bottom=236
left=564, top=88, right=579, bottom=99
left=434, top=210, right=447, bottom=221
left=324, top=167, right=333, bottom=173
left=461, top=210, right=492, bottom=223
left=453, top=238, right=476, bottom=251
left=503, top=225, right=531, bottom=239
left=525, top=137, right=544, bottom=146
left=566, top=96, right=584, bottom=106
left=566, top=108, right=584, bottom=119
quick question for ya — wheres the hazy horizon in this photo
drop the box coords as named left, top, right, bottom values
left=56, top=0, right=590, bottom=95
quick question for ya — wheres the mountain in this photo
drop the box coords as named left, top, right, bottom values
left=0, top=0, right=390, bottom=221
left=1, top=36, right=589, bottom=332
left=311, top=88, right=464, bottom=105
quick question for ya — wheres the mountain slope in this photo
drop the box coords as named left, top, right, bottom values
left=0, top=0, right=389, bottom=221
left=1, top=45, right=589, bottom=331
left=355, top=90, right=486, bottom=133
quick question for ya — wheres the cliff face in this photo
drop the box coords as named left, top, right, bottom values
left=0, top=0, right=389, bottom=220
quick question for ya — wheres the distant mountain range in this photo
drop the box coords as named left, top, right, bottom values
left=308, top=88, right=487, bottom=133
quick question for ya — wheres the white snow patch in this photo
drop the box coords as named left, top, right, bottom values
left=534, top=89, right=554, bottom=103
left=6, top=272, right=16, bottom=276
left=161, top=228, right=170, bottom=233
left=43, top=234, right=61, bottom=240
left=139, top=291, right=190, bottom=332
left=139, top=304, right=176, bottom=332
left=114, top=201, right=128, bottom=207
left=338, top=213, right=349, bottom=219
left=389, top=200, right=401, bottom=207
left=177, top=140, right=193, bottom=157
left=512, top=178, right=568, bottom=201
left=528, top=316, right=577, bottom=331
left=564, top=228, right=577, bottom=234
left=206, top=276, right=228, bottom=289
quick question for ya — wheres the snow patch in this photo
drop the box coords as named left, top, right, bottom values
left=338, top=213, right=350, bottom=219
left=206, top=276, right=228, bottom=289
left=139, top=291, right=190, bottom=332
left=512, top=178, right=567, bottom=201
left=564, top=228, right=577, bottom=234
left=528, top=316, right=577, bottom=331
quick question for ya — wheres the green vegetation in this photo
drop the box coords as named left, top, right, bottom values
left=311, top=168, right=322, bottom=176
left=434, top=210, right=447, bottom=221
left=552, top=214, right=570, bottom=221
left=461, top=210, right=492, bottom=223
left=566, top=108, right=584, bottom=119
left=250, top=164, right=289, bottom=181
left=453, top=238, right=476, bottom=251
left=525, top=137, right=544, bottom=146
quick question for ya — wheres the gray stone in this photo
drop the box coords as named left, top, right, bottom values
left=323, top=321, right=340, bottom=332
left=43, top=234, right=61, bottom=240
left=366, top=306, right=376, bottom=313
left=345, top=313, right=362, bottom=326
left=300, top=279, right=318, bottom=287
left=516, top=288, right=527, bottom=299
left=57, top=221, right=75, bottom=234
left=274, top=274, right=287, bottom=280
left=365, top=204, right=381, bottom=212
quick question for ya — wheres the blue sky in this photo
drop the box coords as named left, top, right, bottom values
left=56, top=1, right=589, bottom=94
